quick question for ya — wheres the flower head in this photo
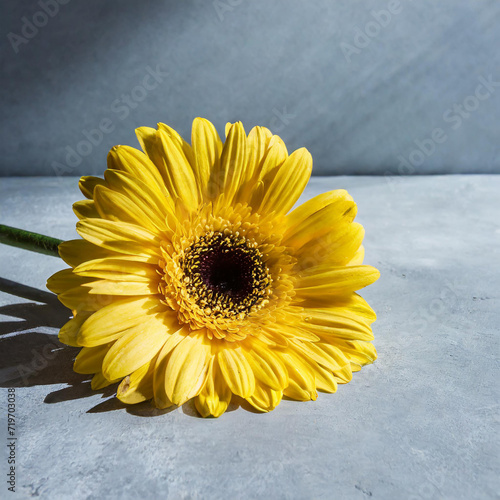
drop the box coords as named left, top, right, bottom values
left=47, top=118, right=379, bottom=416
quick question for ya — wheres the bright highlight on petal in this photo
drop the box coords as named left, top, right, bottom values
left=47, top=118, right=380, bottom=417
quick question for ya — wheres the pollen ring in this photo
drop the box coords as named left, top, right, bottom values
left=180, top=232, right=272, bottom=320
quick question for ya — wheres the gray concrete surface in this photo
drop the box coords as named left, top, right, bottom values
left=1, top=1, right=500, bottom=176
left=0, top=175, right=499, bottom=499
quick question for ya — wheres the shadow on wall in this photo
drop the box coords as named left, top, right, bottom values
left=3, top=0, right=500, bottom=176
left=3, top=0, right=183, bottom=93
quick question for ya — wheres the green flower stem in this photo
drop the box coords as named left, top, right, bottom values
left=0, top=224, right=62, bottom=257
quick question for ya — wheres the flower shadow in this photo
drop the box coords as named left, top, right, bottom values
left=0, top=278, right=213, bottom=418
left=0, top=278, right=125, bottom=413
left=0, top=277, right=79, bottom=386
left=0, top=278, right=262, bottom=418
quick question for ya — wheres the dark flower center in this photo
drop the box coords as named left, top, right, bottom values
left=182, top=232, right=271, bottom=318
left=198, top=245, right=255, bottom=298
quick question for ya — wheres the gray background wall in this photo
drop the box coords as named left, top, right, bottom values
left=1, top=0, right=499, bottom=177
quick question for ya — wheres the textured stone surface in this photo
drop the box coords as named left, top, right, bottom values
left=1, top=0, right=500, bottom=176
left=0, top=175, right=498, bottom=499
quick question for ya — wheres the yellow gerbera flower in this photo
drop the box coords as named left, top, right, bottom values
left=47, top=118, right=380, bottom=417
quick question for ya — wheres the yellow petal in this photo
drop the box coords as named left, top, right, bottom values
left=258, top=327, right=289, bottom=348
left=291, top=339, right=350, bottom=373
left=218, top=345, right=255, bottom=398
left=347, top=245, right=365, bottom=266
left=334, top=364, right=354, bottom=384
left=258, top=147, right=312, bottom=215
left=91, top=372, right=119, bottom=390
left=73, top=200, right=100, bottom=219
left=299, top=303, right=375, bottom=342
left=351, top=363, right=362, bottom=373
left=301, top=317, right=374, bottom=342
left=93, top=185, right=159, bottom=233
left=295, top=265, right=380, bottom=298
left=283, top=380, right=318, bottom=402
left=216, top=121, right=247, bottom=203
left=102, top=311, right=178, bottom=380
left=248, top=139, right=288, bottom=208
left=265, top=322, right=320, bottom=343
left=194, top=357, right=232, bottom=418
left=73, top=258, right=159, bottom=282
left=76, top=219, right=161, bottom=262
left=58, top=239, right=150, bottom=268
left=83, top=280, right=157, bottom=296
left=280, top=351, right=317, bottom=401
left=135, top=126, right=163, bottom=167
left=46, top=268, right=93, bottom=294
left=164, top=331, right=211, bottom=406
left=248, top=180, right=265, bottom=209
left=104, top=169, right=173, bottom=229
left=311, top=361, right=339, bottom=393
left=78, top=296, right=163, bottom=347
left=157, top=122, right=195, bottom=167
left=297, top=342, right=353, bottom=385
left=245, top=126, right=273, bottom=181
left=107, top=145, right=167, bottom=196
left=284, top=190, right=356, bottom=249
left=57, top=286, right=124, bottom=312
left=74, top=344, right=111, bottom=374
left=242, top=339, right=288, bottom=390
left=293, top=344, right=344, bottom=392
left=58, top=311, right=93, bottom=346
left=303, top=293, right=377, bottom=323
left=330, top=339, right=377, bottom=366
left=152, top=331, right=187, bottom=410
left=159, top=327, right=190, bottom=358
left=295, top=222, right=365, bottom=270
left=156, top=128, right=199, bottom=211
left=116, top=358, right=155, bottom=404
left=191, top=117, right=223, bottom=200
left=260, top=135, right=288, bottom=178
left=79, top=176, right=106, bottom=199
left=246, top=383, right=282, bottom=413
